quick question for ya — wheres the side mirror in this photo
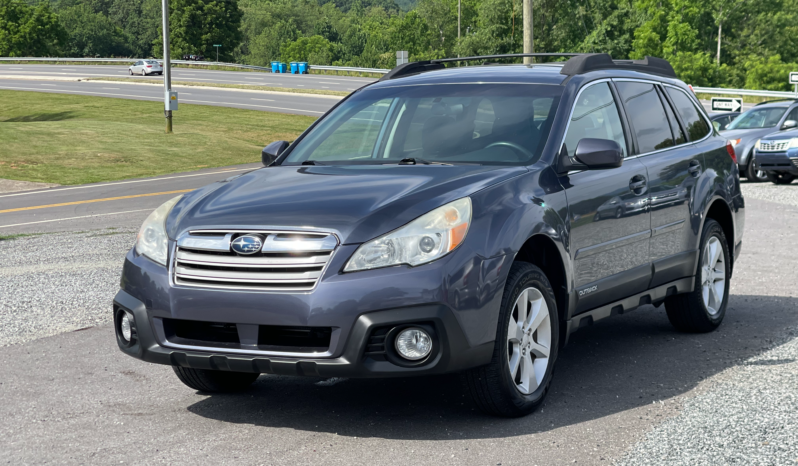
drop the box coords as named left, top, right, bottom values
left=571, top=138, right=623, bottom=169
left=262, top=140, right=289, bottom=166
left=781, top=120, right=797, bottom=130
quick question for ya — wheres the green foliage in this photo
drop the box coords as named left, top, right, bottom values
left=8, top=0, right=798, bottom=90
left=0, top=0, right=68, bottom=57
left=154, top=0, right=244, bottom=61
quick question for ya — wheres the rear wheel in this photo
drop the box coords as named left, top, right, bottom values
left=141, top=69, right=147, bottom=76
left=462, top=262, right=559, bottom=417
left=745, top=156, right=768, bottom=182
left=172, top=366, right=259, bottom=392
left=767, top=172, right=796, bottom=184
left=664, top=219, right=730, bottom=333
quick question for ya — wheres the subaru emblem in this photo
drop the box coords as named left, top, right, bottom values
left=231, top=235, right=263, bottom=255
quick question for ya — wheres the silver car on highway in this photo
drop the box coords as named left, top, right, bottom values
left=128, top=59, right=163, bottom=76
left=721, top=100, right=798, bottom=182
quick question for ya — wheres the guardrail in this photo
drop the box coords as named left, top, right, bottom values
left=692, top=86, right=798, bottom=99
left=0, top=57, right=389, bottom=74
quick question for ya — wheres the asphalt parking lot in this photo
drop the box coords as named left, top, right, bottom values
left=1, top=181, right=797, bottom=465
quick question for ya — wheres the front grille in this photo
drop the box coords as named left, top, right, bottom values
left=258, top=325, right=332, bottom=352
left=758, top=140, right=790, bottom=152
left=792, top=158, right=798, bottom=169
left=174, top=230, right=337, bottom=291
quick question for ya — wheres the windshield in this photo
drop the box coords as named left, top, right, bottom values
left=282, top=84, right=563, bottom=165
left=727, top=107, right=787, bottom=130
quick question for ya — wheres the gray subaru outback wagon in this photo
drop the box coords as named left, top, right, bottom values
left=115, top=53, right=745, bottom=417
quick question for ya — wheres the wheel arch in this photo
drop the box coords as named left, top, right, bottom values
left=703, top=197, right=735, bottom=274
left=514, top=234, right=569, bottom=339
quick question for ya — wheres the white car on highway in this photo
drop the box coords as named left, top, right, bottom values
left=129, top=60, right=163, bottom=76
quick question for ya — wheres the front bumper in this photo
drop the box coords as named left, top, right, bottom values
left=114, top=289, right=493, bottom=377
left=114, top=244, right=507, bottom=377
left=755, top=150, right=798, bottom=175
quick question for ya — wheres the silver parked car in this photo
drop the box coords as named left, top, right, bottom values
left=720, top=100, right=798, bottom=182
left=129, top=59, right=163, bottom=76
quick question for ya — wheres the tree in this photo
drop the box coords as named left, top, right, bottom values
left=155, top=0, right=244, bottom=61
left=0, top=0, right=67, bottom=57
left=58, top=4, right=130, bottom=57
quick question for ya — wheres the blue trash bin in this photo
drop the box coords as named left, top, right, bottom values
left=290, top=62, right=298, bottom=74
left=271, top=61, right=279, bottom=73
left=278, top=62, right=287, bottom=73
left=298, top=62, right=308, bottom=74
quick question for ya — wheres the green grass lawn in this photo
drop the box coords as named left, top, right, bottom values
left=0, top=90, right=316, bottom=185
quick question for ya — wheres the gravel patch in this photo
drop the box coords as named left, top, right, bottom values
left=0, top=229, right=135, bottom=346
left=615, top=327, right=798, bottom=466
left=740, top=182, right=798, bottom=207
left=0, top=178, right=59, bottom=193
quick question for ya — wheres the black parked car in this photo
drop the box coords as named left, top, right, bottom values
left=114, top=53, right=745, bottom=417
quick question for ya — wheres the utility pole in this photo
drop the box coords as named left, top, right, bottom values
left=161, top=0, right=173, bottom=133
left=523, top=0, right=533, bottom=64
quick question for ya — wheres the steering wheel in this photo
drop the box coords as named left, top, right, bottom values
left=484, top=141, right=534, bottom=160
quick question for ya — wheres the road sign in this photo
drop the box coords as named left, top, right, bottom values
left=213, top=44, right=221, bottom=47
left=790, top=72, right=798, bottom=84
left=711, top=97, right=743, bottom=113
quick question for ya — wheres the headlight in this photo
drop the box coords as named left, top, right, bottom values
left=135, top=195, right=182, bottom=265
left=344, top=198, right=472, bottom=272
left=789, top=138, right=798, bottom=149
left=755, top=139, right=761, bottom=150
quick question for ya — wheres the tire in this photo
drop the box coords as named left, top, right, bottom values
left=664, top=219, right=730, bottom=333
left=745, top=156, right=768, bottom=182
left=128, top=69, right=133, bottom=75
left=462, top=262, right=559, bottom=417
left=615, top=207, right=623, bottom=219
left=766, top=172, right=796, bottom=185
left=141, top=69, right=147, bottom=76
left=172, top=366, right=259, bottom=392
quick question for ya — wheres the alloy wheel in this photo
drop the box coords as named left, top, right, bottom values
left=507, top=287, right=551, bottom=394
left=700, top=236, right=726, bottom=316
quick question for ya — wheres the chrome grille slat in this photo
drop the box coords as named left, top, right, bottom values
left=174, top=230, right=337, bottom=291
left=176, top=250, right=330, bottom=267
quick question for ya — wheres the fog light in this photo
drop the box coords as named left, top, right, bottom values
left=394, top=328, right=432, bottom=360
left=120, top=313, right=132, bottom=342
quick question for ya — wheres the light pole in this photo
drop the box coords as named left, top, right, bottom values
left=523, top=0, right=533, bottom=64
left=161, top=0, right=174, bottom=133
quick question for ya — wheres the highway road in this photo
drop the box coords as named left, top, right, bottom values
left=0, top=78, right=340, bottom=116
left=0, top=64, right=376, bottom=92
left=0, top=164, right=262, bottom=235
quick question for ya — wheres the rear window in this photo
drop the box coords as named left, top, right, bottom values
left=283, top=84, right=563, bottom=165
left=665, top=87, right=710, bottom=140
left=616, top=82, right=675, bottom=153
left=145, top=60, right=159, bottom=65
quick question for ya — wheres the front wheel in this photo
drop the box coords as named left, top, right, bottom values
left=462, top=262, right=559, bottom=417
left=128, top=69, right=133, bottom=75
left=172, top=366, right=259, bottom=392
left=664, top=219, right=730, bottom=332
left=767, top=172, right=796, bottom=185
left=746, top=157, right=768, bottom=182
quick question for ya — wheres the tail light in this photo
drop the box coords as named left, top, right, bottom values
left=688, top=84, right=694, bottom=93
left=147, top=65, right=152, bottom=68
left=726, top=140, right=737, bottom=164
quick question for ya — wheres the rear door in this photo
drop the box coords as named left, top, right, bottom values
left=616, top=81, right=709, bottom=287
left=561, top=81, right=652, bottom=314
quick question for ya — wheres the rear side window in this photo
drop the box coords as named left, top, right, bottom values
left=665, top=87, right=711, bottom=141
left=562, top=82, right=627, bottom=158
left=659, top=88, right=686, bottom=145
left=616, top=82, right=674, bottom=153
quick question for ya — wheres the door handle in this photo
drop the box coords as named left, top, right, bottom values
left=629, top=176, right=647, bottom=194
left=688, top=160, right=702, bottom=176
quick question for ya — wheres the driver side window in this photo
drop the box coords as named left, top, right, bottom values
left=563, top=83, right=627, bottom=158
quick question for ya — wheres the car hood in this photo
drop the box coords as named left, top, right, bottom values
left=167, top=164, right=527, bottom=244
left=759, top=129, right=798, bottom=141
left=720, top=128, right=776, bottom=140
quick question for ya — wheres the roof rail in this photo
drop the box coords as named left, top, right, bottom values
left=754, top=98, right=798, bottom=106
left=559, top=54, right=676, bottom=78
left=378, top=52, right=677, bottom=81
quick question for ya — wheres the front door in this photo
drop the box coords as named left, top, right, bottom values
left=560, top=81, right=652, bottom=314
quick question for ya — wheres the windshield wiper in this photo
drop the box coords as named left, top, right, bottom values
left=398, top=158, right=451, bottom=166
